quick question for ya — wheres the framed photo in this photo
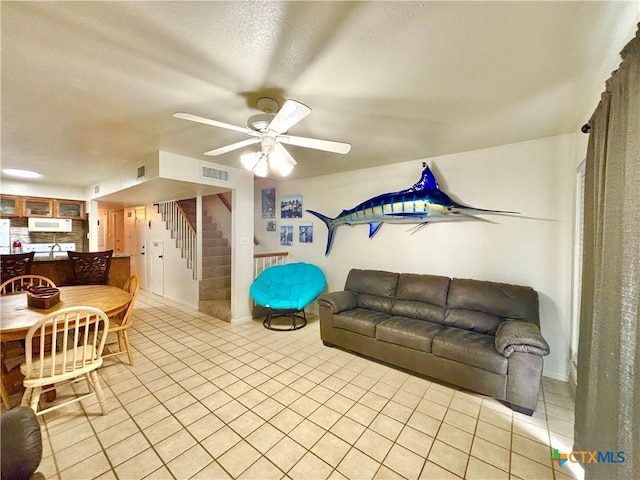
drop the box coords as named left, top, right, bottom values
left=280, top=194, right=302, bottom=218
left=261, top=187, right=276, bottom=219
left=299, top=222, right=313, bottom=243
left=266, top=221, right=276, bottom=232
left=280, top=225, right=293, bottom=246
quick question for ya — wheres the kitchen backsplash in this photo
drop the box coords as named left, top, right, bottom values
left=8, top=217, right=88, bottom=251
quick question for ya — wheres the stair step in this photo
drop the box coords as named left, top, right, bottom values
left=199, top=286, right=231, bottom=300
left=203, top=238, right=228, bottom=247
left=202, top=222, right=218, bottom=230
left=199, top=277, right=231, bottom=291
left=203, top=245, right=230, bottom=257
left=199, top=300, right=232, bottom=322
left=202, top=255, right=231, bottom=267
left=202, top=265, right=231, bottom=278
left=203, top=229, right=223, bottom=239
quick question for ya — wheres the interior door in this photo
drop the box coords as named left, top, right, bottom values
left=113, top=210, right=125, bottom=253
left=150, top=240, right=164, bottom=296
left=133, top=207, right=147, bottom=290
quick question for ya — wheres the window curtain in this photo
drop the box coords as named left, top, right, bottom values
left=574, top=25, right=639, bottom=480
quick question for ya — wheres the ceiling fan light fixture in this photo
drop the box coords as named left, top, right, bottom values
left=268, top=151, right=294, bottom=177
left=253, top=156, right=269, bottom=177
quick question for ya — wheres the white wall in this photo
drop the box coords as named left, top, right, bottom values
left=255, top=133, right=583, bottom=380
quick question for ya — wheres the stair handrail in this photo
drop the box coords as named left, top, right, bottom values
left=253, top=252, right=288, bottom=279
left=176, top=199, right=197, bottom=233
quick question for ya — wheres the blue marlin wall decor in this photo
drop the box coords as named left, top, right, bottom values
left=307, top=162, right=518, bottom=255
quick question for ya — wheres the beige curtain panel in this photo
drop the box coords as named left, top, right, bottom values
left=575, top=24, right=639, bottom=480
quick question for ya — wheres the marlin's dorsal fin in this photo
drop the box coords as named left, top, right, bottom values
left=409, top=162, right=439, bottom=191
left=368, top=222, right=383, bottom=238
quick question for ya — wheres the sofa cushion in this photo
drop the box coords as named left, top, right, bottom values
left=333, top=308, right=392, bottom=337
left=345, top=269, right=399, bottom=298
left=432, top=327, right=508, bottom=375
left=396, top=273, right=450, bottom=307
left=447, top=278, right=539, bottom=325
left=376, top=317, right=443, bottom=353
left=444, top=309, right=502, bottom=335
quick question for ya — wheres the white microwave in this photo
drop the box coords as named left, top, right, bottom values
left=27, top=218, right=73, bottom=232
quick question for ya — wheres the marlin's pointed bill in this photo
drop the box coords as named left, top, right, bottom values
left=306, top=162, right=519, bottom=255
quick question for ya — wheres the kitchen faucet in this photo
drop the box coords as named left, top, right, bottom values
left=49, top=234, right=62, bottom=258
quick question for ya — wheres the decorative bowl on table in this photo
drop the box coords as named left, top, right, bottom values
left=26, top=286, right=60, bottom=309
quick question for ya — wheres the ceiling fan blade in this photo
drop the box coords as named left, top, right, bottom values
left=267, top=100, right=312, bottom=135
left=204, top=137, right=261, bottom=156
left=173, top=112, right=260, bottom=136
left=278, top=134, right=351, bottom=154
left=275, top=142, right=297, bottom=166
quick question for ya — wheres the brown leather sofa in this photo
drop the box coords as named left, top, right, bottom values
left=318, top=269, right=550, bottom=415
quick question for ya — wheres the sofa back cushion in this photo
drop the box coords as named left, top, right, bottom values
left=445, top=278, right=539, bottom=334
left=345, top=269, right=399, bottom=314
left=391, top=273, right=450, bottom=323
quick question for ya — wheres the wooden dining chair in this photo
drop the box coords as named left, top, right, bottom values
left=20, top=306, right=110, bottom=416
left=67, top=250, right=113, bottom=285
left=103, top=275, right=139, bottom=366
left=0, top=252, right=35, bottom=285
left=0, top=275, right=57, bottom=408
left=0, top=275, right=56, bottom=295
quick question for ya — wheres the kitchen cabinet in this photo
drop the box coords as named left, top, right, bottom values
left=55, top=200, right=85, bottom=219
left=23, top=198, right=53, bottom=217
left=0, top=195, right=22, bottom=217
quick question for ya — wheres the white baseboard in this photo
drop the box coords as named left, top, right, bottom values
left=162, top=294, right=198, bottom=310
left=231, top=315, right=253, bottom=325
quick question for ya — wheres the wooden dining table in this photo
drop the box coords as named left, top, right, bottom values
left=1, top=285, right=132, bottom=341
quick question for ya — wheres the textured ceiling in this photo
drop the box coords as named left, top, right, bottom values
left=1, top=1, right=638, bottom=191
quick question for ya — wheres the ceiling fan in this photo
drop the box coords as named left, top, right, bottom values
left=173, top=97, right=351, bottom=177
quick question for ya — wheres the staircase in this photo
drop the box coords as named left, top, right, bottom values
left=176, top=199, right=232, bottom=322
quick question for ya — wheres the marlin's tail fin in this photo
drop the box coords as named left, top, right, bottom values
left=306, top=210, right=336, bottom=256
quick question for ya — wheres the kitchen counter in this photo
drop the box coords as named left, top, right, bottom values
left=31, top=255, right=131, bottom=289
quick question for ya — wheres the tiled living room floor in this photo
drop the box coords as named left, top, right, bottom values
left=5, top=290, right=583, bottom=480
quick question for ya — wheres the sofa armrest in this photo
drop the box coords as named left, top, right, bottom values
left=495, top=320, right=550, bottom=358
left=318, top=291, right=358, bottom=314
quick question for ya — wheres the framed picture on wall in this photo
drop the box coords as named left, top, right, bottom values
left=280, top=194, right=302, bottom=218
left=261, top=187, right=276, bottom=219
left=299, top=222, right=313, bottom=243
left=267, top=221, right=276, bottom=232
left=280, top=225, right=293, bottom=246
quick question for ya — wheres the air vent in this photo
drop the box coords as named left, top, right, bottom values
left=94, top=185, right=100, bottom=194
left=201, top=165, right=229, bottom=181
left=137, top=165, right=146, bottom=179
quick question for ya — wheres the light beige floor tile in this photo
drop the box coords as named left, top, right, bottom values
left=415, top=398, right=447, bottom=421
left=289, top=419, right=326, bottom=449
left=427, top=440, right=469, bottom=477
left=113, top=448, right=163, bottom=480
left=424, top=387, right=453, bottom=407
left=229, top=410, right=266, bottom=437
left=49, top=421, right=95, bottom=453
left=359, top=391, right=390, bottom=411
left=289, top=451, right=333, bottom=480
left=271, top=408, right=305, bottom=434
left=201, top=425, right=242, bottom=458
left=254, top=397, right=287, bottom=420
left=443, top=408, right=477, bottom=434
left=290, top=395, right=321, bottom=417
left=246, top=422, right=285, bottom=453
left=374, top=465, right=404, bottom=479
left=419, top=461, right=463, bottom=479
left=186, top=413, right=225, bottom=441
left=436, top=423, right=473, bottom=454
left=131, top=404, right=171, bottom=430
left=513, top=418, right=551, bottom=445
left=479, top=406, right=512, bottom=431
left=470, top=436, right=510, bottom=472
left=166, top=444, right=213, bottom=479
left=475, top=420, right=512, bottom=449
left=326, top=393, right=356, bottom=414
left=337, top=447, right=381, bottom=480
left=144, top=415, right=184, bottom=444
left=381, top=400, right=413, bottom=423
left=308, top=405, right=342, bottom=430
left=311, top=432, right=351, bottom=467
left=239, top=457, right=285, bottom=480
left=307, top=384, right=335, bottom=403
left=465, top=456, right=509, bottom=480
left=512, top=433, right=553, bottom=466
left=510, top=452, right=554, bottom=480
left=354, top=428, right=393, bottom=462
left=406, top=411, right=440, bottom=437
left=218, top=441, right=261, bottom=478
left=266, top=436, right=308, bottom=473
left=384, top=443, right=426, bottom=479
left=174, top=401, right=210, bottom=426
left=370, top=382, right=398, bottom=400
left=273, top=386, right=303, bottom=406
left=391, top=390, right=421, bottom=410
left=154, top=428, right=197, bottom=463
left=105, top=431, right=151, bottom=466
left=370, top=413, right=404, bottom=441
left=345, top=403, right=378, bottom=427
left=330, top=416, right=366, bottom=444
left=60, top=451, right=111, bottom=479
left=215, top=399, right=249, bottom=423
left=449, top=396, right=481, bottom=418
left=55, top=435, right=103, bottom=472
left=95, top=418, right=140, bottom=449
left=396, top=425, right=434, bottom=458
